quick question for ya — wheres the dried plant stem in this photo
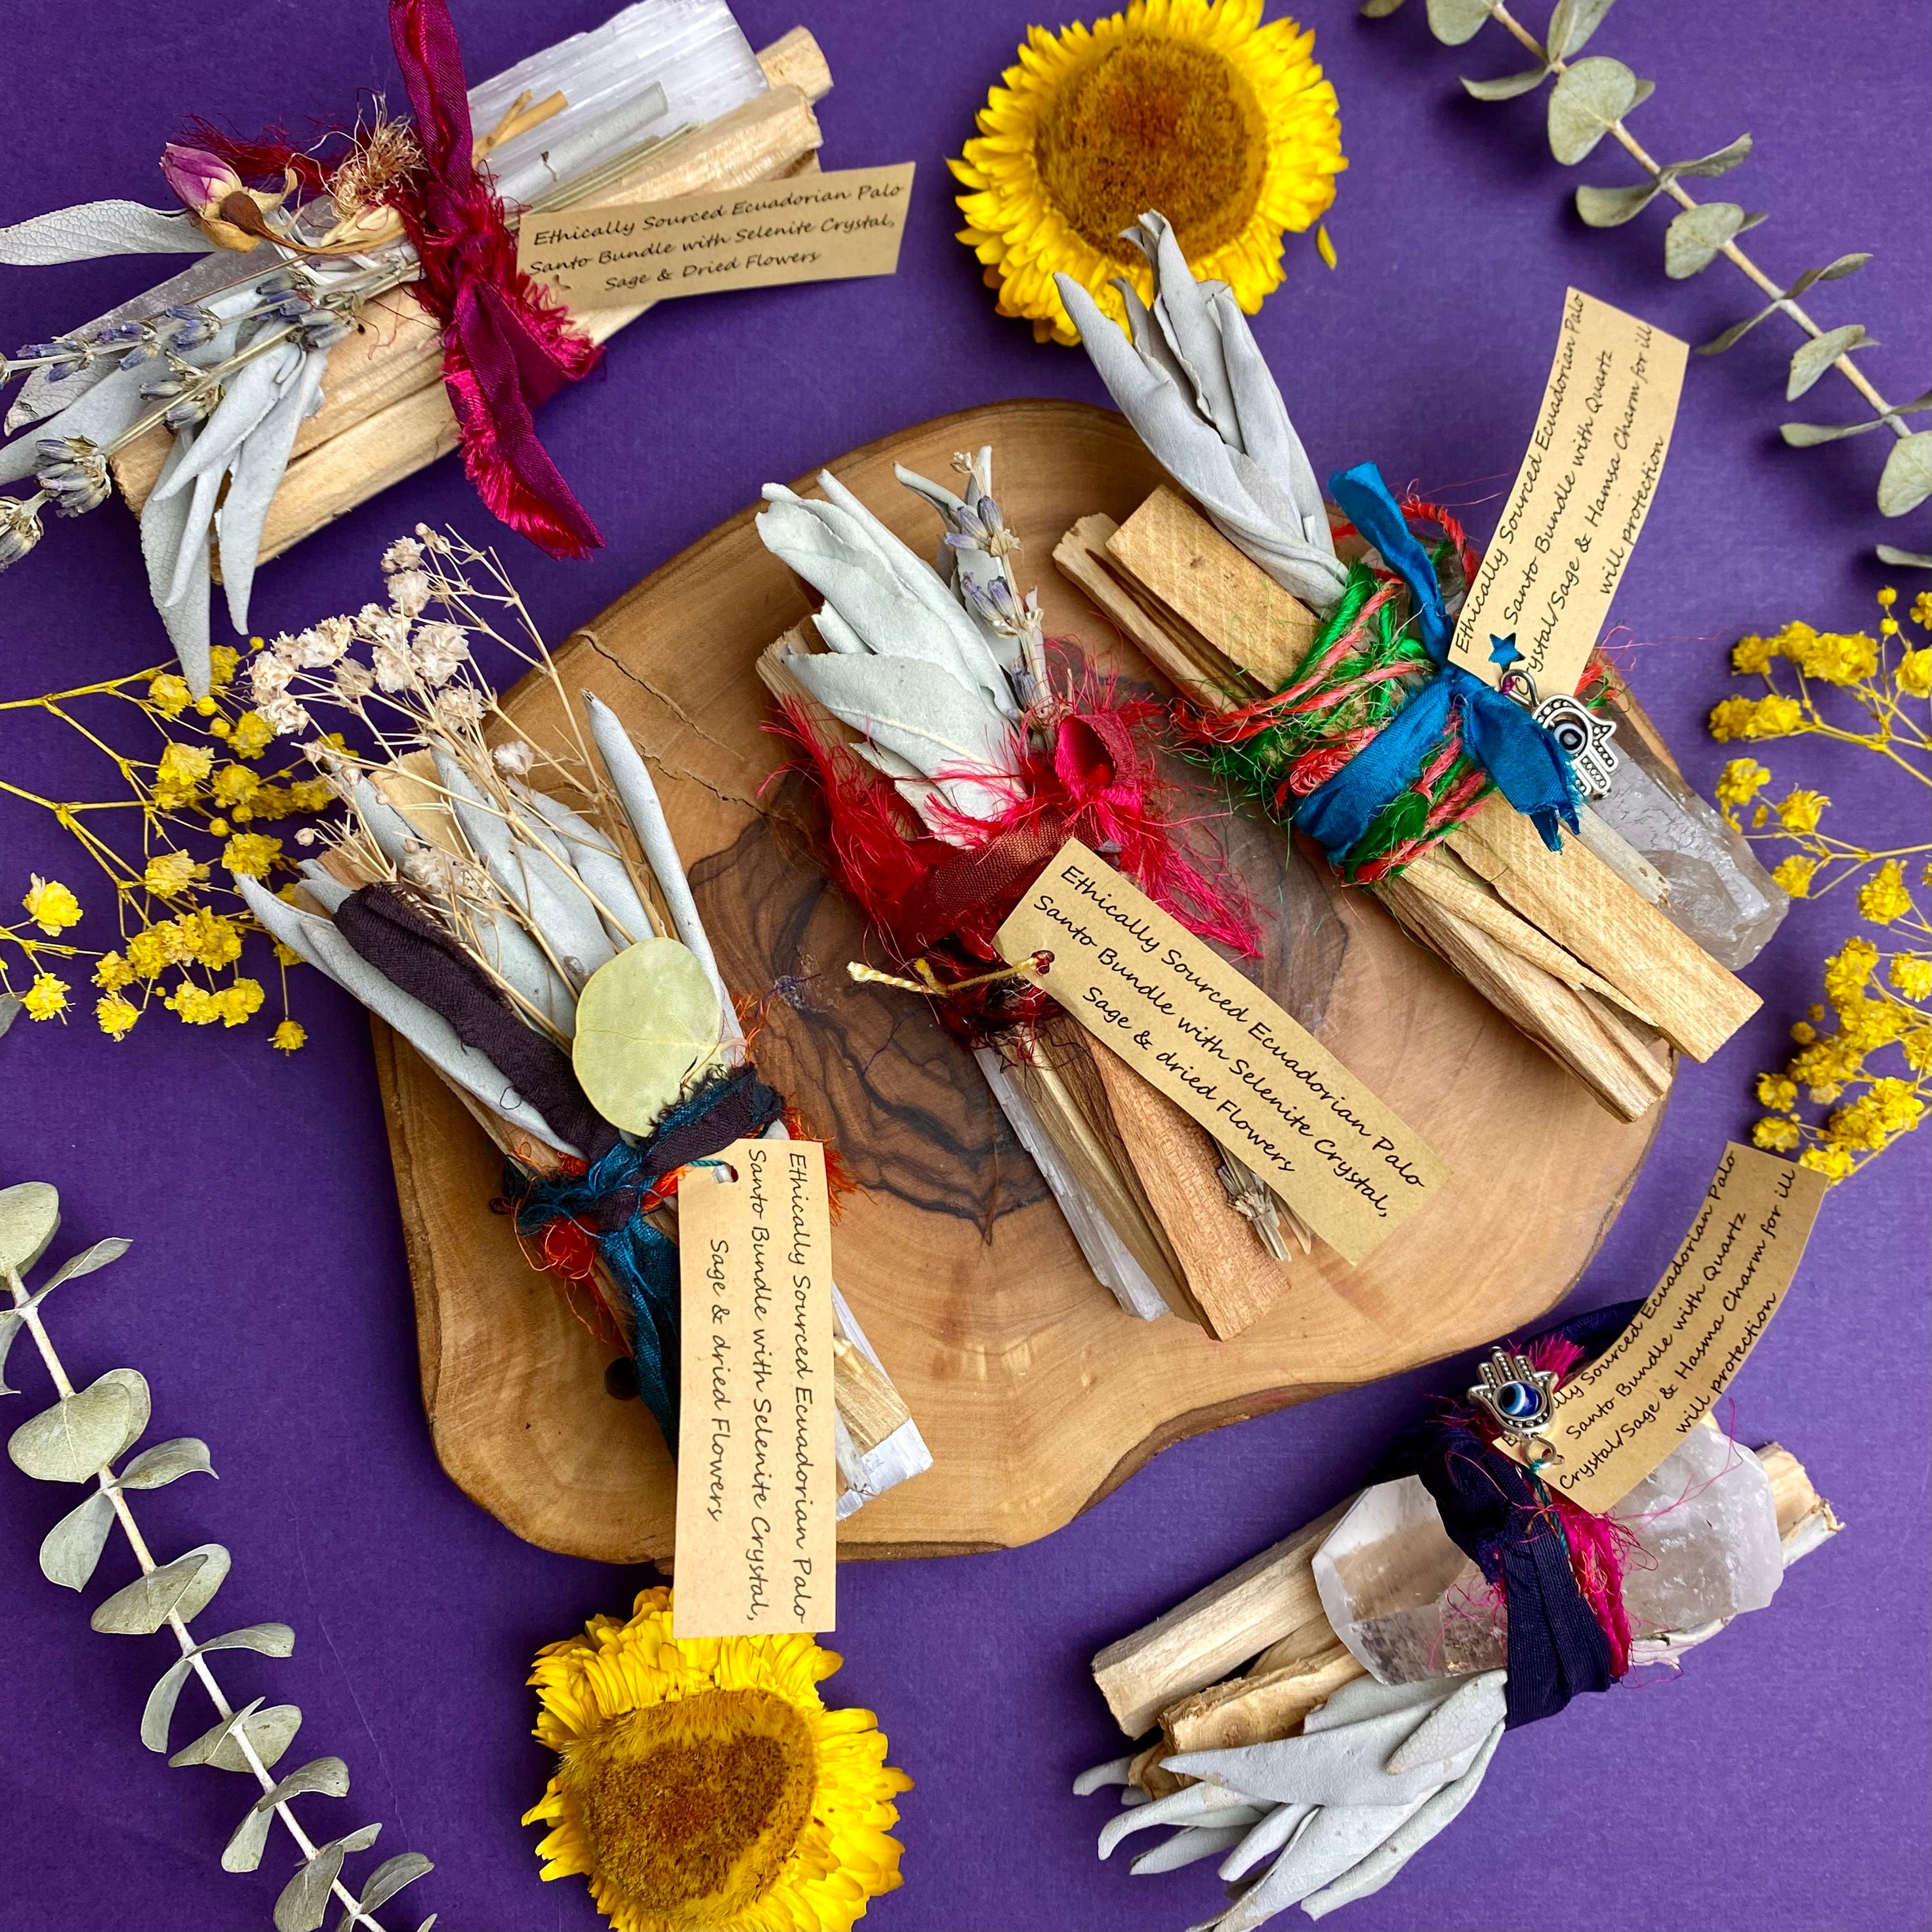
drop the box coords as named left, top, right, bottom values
left=1, top=1265, right=390, bottom=1931
left=1485, top=0, right=1911, bottom=442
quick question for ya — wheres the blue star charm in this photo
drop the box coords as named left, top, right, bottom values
left=1488, top=633, right=1523, bottom=670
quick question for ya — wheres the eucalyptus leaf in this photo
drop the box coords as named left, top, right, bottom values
left=1780, top=417, right=1884, bottom=446
left=223, top=1757, right=350, bottom=1874
left=40, top=1237, right=131, bottom=1292
left=142, top=1623, right=297, bottom=1754
left=0, top=994, right=20, bottom=1039
left=1696, top=259, right=1863, bottom=356
left=0, top=199, right=217, bottom=264
left=343, top=1852, right=433, bottom=1924
left=1574, top=178, right=1668, bottom=227
left=120, top=1436, right=216, bottom=1490
left=9, top=1368, right=148, bottom=1483
left=1424, top=0, right=1492, bottom=45
left=1664, top=201, right=1765, bottom=277
left=1462, top=66, right=1549, bottom=100
left=170, top=1696, right=303, bottom=1773
left=0, top=1311, right=21, bottom=1397
left=1878, top=432, right=1932, bottom=517
left=0, top=1182, right=60, bottom=1275
left=1359, top=0, right=1408, bottom=14
left=1675, top=134, right=1753, bottom=178
left=1876, top=544, right=1932, bottom=568
left=571, top=938, right=722, bottom=1134
left=1548, top=0, right=1618, bottom=58
left=40, top=1489, right=117, bottom=1591
left=276, top=1826, right=381, bottom=1932
left=1547, top=58, right=1651, bottom=164
left=1788, top=325, right=1871, bottom=400
left=92, top=1540, right=230, bottom=1634
left=417, top=1918, right=438, bottom=1932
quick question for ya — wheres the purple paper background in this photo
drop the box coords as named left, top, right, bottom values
left=1, top=3, right=1927, bottom=1929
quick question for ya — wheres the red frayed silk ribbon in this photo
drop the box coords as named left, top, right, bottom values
left=386, top=0, right=603, bottom=560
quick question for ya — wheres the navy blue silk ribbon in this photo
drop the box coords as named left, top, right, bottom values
left=1382, top=1298, right=1645, bottom=1730
left=513, top=1067, right=785, bottom=1454
left=1292, top=462, right=1582, bottom=867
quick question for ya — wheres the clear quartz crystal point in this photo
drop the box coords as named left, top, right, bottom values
left=1311, top=1477, right=1506, bottom=1686
left=1615, top=1426, right=1784, bottom=1651
left=1314, top=1429, right=1785, bottom=1687
left=1592, top=720, right=1790, bottom=969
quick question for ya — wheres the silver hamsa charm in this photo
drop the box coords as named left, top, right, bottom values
left=1532, top=693, right=1620, bottom=800
left=1468, top=1347, right=1561, bottom=1458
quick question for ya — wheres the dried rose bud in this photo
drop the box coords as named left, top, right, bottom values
left=159, top=143, right=291, bottom=252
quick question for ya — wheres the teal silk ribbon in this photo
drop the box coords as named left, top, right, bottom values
left=1293, top=463, right=1582, bottom=865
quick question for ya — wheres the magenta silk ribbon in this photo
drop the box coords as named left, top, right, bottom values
left=388, top=0, right=604, bottom=560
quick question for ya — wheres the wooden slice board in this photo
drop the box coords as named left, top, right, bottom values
left=372, top=399, right=1666, bottom=1565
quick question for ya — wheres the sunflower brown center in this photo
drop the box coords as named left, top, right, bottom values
left=1035, top=33, right=1267, bottom=264
left=558, top=1687, right=816, bottom=1927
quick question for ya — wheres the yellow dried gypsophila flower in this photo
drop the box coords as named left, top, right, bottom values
left=21, top=875, right=82, bottom=935
left=1774, top=789, right=1830, bottom=834
left=152, top=741, right=216, bottom=808
left=211, top=764, right=260, bottom=810
left=1893, top=956, right=1932, bottom=1000
left=95, top=993, right=139, bottom=1040
left=22, top=972, right=70, bottom=1020
left=221, top=832, right=281, bottom=878
left=142, top=850, right=203, bottom=898
left=228, top=711, right=276, bottom=760
left=1709, top=693, right=1806, bottom=741
left=1771, top=853, right=1819, bottom=897
left=163, top=977, right=264, bottom=1027
left=146, top=672, right=192, bottom=718
left=1859, top=859, right=1914, bottom=925
left=271, top=1019, right=306, bottom=1052
left=1715, top=757, right=1773, bottom=808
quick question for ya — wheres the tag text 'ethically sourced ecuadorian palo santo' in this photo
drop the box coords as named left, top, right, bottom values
left=996, top=842, right=1447, bottom=1265
left=1449, top=287, right=1687, bottom=701
left=1525, top=1142, right=1828, bottom=1512
left=518, top=163, right=915, bottom=312
left=674, top=1137, right=836, bottom=1638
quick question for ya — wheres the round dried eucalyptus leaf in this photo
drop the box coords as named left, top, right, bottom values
left=0, top=1182, right=60, bottom=1275
left=571, top=937, right=722, bottom=1134
left=8, top=1371, right=144, bottom=1483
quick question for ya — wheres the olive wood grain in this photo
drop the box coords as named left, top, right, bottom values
left=372, top=399, right=1666, bottom=1563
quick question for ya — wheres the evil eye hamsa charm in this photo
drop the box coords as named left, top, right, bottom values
left=1532, top=693, right=1620, bottom=800
left=1468, top=1347, right=1560, bottom=1452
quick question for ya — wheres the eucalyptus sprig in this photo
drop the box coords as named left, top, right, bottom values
left=0, top=1182, right=436, bottom=1932
left=1367, top=0, right=1932, bottom=565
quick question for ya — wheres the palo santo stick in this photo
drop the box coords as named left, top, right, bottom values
left=831, top=1331, right=911, bottom=1454
left=1159, top=1639, right=1361, bottom=1757
left=1446, top=796, right=1761, bottom=1061
left=1091, top=1500, right=1351, bottom=1736
left=1105, top=486, right=1318, bottom=688
left=112, top=33, right=828, bottom=554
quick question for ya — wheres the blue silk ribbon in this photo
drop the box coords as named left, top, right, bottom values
left=1292, top=462, right=1582, bottom=867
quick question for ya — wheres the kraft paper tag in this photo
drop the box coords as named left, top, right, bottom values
left=1521, top=1143, right=1828, bottom=1513
left=1449, top=288, right=1687, bottom=699
left=519, top=163, right=915, bottom=312
left=672, top=1137, right=836, bottom=1638
left=995, top=841, right=1447, bottom=1265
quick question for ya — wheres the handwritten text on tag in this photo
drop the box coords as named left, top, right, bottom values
left=995, top=842, right=1447, bottom=1265
left=673, top=1137, right=836, bottom=1638
left=519, top=163, right=915, bottom=312
left=1526, top=1143, right=1826, bottom=1513
left=1449, top=289, right=1686, bottom=700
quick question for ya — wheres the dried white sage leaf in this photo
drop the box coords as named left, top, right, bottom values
left=344, top=1851, right=434, bottom=1925
left=9, top=1368, right=148, bottom=1483
left=142, top=1622, right=297, bottom=1753
left=0, top=1181, right=60, bottom=1275
left=92, top=1539, right=230, bottom=1634
left=1546, top=57, right=1653, bottom=164
left=223, top=1757, right=350, bottom=1874
left=0, top=199, right=217, bottom=264
left=1878, top=430, right=1932, bottom=518
left=39, top=1237, right=131, bottom=1290
left=275, top=1825, right=380, bottom=1932
left=119, top=1436, right=216, bottom=1490
left=218, top=347, right=327, bottom=632
left=571, top=937, right=722, bottom=1134
left=170, top=1695, right=302, bottom=1773
left=40, top=1489, right=117, bottom=1591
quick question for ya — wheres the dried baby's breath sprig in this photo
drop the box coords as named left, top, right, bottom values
left=0, top=647, right=331, bottom=1044
left=0, top=1182, right=436, bottom=1931
left=1709, top=588, right=1931, bottom=1179
left=1367, top=0, right=1932, bottom=560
